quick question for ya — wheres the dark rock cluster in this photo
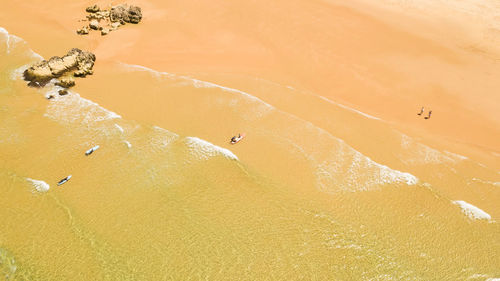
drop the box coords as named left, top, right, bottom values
left=23, top=48, right=96, bottom=87
left=77, top=4, right=142, bottom=36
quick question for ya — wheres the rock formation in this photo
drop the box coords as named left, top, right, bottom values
left=77, top=26, right=89, bottom=35
left=110, top=4, right=142, bottom=24
left=55, top=76, right=75, bottom=88
left=86, top=5, right=100, bottom=13
left=23, top=48, right=96, bottom=86
left=89, top=19, right=100, bottom=30
left=77, top=4, right=142, bottom=36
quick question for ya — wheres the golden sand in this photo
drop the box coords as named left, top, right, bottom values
left=0, top=0, right=499, bottom=280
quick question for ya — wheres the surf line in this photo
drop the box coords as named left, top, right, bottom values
left=318, top=96, right=380, bottom=120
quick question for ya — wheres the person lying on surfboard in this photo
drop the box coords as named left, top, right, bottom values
left=230, top=133, right=244, bottom=144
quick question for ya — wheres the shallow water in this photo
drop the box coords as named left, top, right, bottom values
left=1, top=5, right=499, bottom=281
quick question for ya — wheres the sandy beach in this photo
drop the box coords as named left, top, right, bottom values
left=0, top=0, right=499, bottom=280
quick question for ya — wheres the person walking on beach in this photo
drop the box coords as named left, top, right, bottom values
left=424, top=110, right=432, bottom=119
left=417, top=106, right=424, bottom=115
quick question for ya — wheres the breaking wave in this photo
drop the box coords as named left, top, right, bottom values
left=185, top=137, right=238, bottom=161
left=0, top=27, right=43, bottom=60
left=453, top=200, right=491, bottom=221
left=44, top=86, right=121, bottom=125
left=121, top=63, right=274, bottom=118
left=121, top=63, right=417, bottom=192
left=399, top=133, right=465, bottom=165
left=26, top=178, right=50, bottom=193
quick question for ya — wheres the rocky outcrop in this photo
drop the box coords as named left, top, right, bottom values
left=110, top=4, right=142, bottom=24
left=23, top=48, right=96, bottom=86
left=77, top=4, right=142, bottom=36
left=76, top=26, right=89, bottom=35
left=55, top=76, right=75, bottom=88
left=86, top=5, right=100, bottom=13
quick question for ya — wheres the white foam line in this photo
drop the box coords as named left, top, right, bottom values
left=44, top=88, right=121, bottom=124
left=122, top=63, right=417, bottom=189
left=185, top=136, right=238, bottom=161
left=399, top=133, right=458, bottom=165
left=0, top=27, right=21, bottom=54
left=318, top=95, right=380, bottom=120
left=152, top=125, right=179, bottom=138
left=471, top=178, right=500, bottom=187
left=124, top=140, right=132, bottom=148
left=1, top=26, right=43, bottom=60
left=10, top=64, right=30, bottom=80
left=114, top=124, right=124, bottom=133
left=453, top=200, right=491, bottom=221
left=367, top=154, right=418, bottom=185
left=443, top=150, right=468, bottom=160
left=281, top=111, right=418, bottom=188
left=254, top=76, right=381, bottom=121
left=121, top=63, right=274, bottom=109
left=26, top=178, right=50, bottom=192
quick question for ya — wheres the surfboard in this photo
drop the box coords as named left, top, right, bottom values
left=57, top=175, right=72, bottom=186
left=85, top=145, right=100, bottom=156
left=230, top=133, right=246, bottom=144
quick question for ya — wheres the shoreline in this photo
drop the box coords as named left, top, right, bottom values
left=2, top=0, right=499, bottom=155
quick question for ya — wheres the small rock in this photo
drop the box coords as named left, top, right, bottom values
left=76, top=26, right=89, bottom=35
left=127, top=6, right=142, bottom=24
left=55, top=76, right=75, bottom=88
left=111, top=22, right=121, bottom=30
left=58, top=89, right=68, bottom=96
left=89, top=19, right=99, bottom=30
left=101, top=28, right=110, bottom=36
left=86, top=5, right=100, bottom=13
left=46, top=94, right=54, bottom=99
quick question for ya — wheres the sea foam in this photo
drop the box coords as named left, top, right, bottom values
left=44, top=88, right=121, bottom=125
left=151, top=126, right=178, bottom=145
left=26, top=178, right=50, bottom=192
left=0, top=27, right=22, bottom=54
left=124, top=140, right=132, bottom=148
left=399, top=133, right=460, bottom=165
left=1, top=27, right=43, bottom=60
left=114, top=124, right=124, bottom=133
left=453, top=200, right=491, bottom=221
left=318, top=96, right=380, bottom=120
left=185, top=137, right=238, bottom=161
left=122, top=63, right=417, bottom=192
left=121, top=63, right=274, bottom=112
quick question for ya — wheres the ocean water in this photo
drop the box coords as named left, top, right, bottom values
left=1, top=27, right=499, bottom=281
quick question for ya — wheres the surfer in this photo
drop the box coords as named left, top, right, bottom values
left=230, top=133, right=243, bottom=144
left=85, top=145, right=100, bottom=156
left=417, top=106, right=424, bottom=115
left=57, top=175, right=72, bottom=186
left=424, top=110, right=432, bottom=119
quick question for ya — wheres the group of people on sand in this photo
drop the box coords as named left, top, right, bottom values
left=417, top=107, right=432, bottom=119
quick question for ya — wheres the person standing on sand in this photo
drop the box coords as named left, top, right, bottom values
left=425, top=110, right=432, bottom=119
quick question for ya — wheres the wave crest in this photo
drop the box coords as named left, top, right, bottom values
left=185, top=137, right=238, bottom=161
